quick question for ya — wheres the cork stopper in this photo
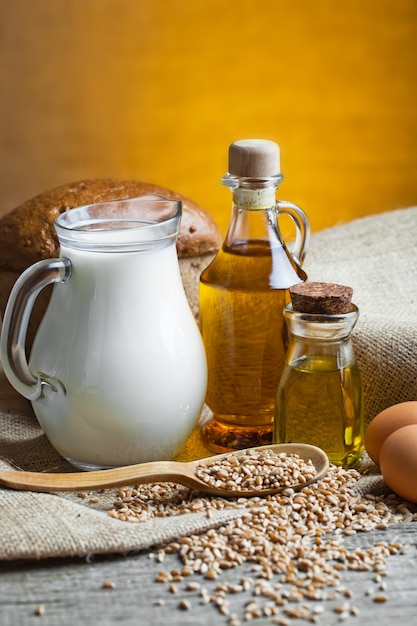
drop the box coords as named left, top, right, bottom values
left=228, top=139, right=281, bottom=177
left=290, top=282, right=353, bottom=315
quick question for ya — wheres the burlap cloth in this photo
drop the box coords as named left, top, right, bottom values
left=0, top=206, right=416, bottom=561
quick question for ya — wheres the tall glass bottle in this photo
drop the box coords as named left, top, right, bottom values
left=199, top=139, right=310, bottom=452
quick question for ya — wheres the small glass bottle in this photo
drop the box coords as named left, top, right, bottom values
left=200, top=139, right=310, bottom=452
left=274, top=282, right=364, bottom=468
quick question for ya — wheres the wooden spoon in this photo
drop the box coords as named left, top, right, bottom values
left=0, top=443, right=329, bottom=497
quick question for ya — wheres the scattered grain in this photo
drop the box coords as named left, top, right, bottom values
left=178, top=599, right=191, bottom=610
left=155, top=571, right=171, bottom=583
left=181, top=566, right=194, bottom=577
left=228, top=613, right=241, bottom=626
left=185, top=581, right=200, bottom=591
left=200, top=588, right=211, bottom=604
left=109, top=458, right=417, bottom=623
left=102, top=580, right=115, bottom=589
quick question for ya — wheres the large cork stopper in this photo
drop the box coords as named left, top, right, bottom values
left=228, top=139, right=281, bottom=177
left=290, top=282, right=353, bottom=315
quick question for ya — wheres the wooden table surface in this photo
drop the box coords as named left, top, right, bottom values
left=1, top=521, right=417, bottom=626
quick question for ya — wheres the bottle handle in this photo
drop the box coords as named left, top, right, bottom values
left=0, top=258, right=72, bottom=401
left=275, top=200, right=310, bottom=265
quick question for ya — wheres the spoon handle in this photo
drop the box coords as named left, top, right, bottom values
left=0, top=460, right=191, bottom=493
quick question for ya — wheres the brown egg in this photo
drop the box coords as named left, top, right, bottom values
left=379, top=424, right=417, bottom=503
left=365, top=401, right=417, bottom=465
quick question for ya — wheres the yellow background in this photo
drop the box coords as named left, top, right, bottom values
left=0, top=0, right=416, bottom=235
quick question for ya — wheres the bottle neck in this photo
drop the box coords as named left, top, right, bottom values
left=284, top=305, right=360, bottom=341
left=222, top=173, right=283, bottom=211
left=222, top=174, right=283, bottom=247
left=283, top=305, right=359, bottom=369
left=233, top=187, right=276, bottom=210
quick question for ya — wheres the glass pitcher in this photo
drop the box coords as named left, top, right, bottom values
left=0, top=195, right=207, bottom=470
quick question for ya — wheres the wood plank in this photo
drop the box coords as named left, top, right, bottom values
left=1, top=522, right=416, bottom=625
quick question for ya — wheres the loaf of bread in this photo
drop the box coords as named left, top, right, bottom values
left=0, top=178, right=222, bottom=344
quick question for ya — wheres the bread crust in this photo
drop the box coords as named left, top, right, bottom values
left=0, top=178, right=222, bottom=272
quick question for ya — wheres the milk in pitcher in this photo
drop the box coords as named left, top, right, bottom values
left=1, top=196, right=207, bottom=469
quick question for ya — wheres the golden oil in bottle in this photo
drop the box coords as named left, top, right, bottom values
left=200, top=241, right=297, bottom=451
left=273, top=283, right=364, bottom=469
left=199, top=139, right=310, bottom=453
left=274, top=354, right=364, bottom=468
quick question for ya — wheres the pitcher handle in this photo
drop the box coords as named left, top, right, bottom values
left=275, top=200, right=310, bottom=265
left=0, top=258, right=72, bottom=401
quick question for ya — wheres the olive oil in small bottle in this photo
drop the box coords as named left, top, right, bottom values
left=274, top=282, right=364, bottom=468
